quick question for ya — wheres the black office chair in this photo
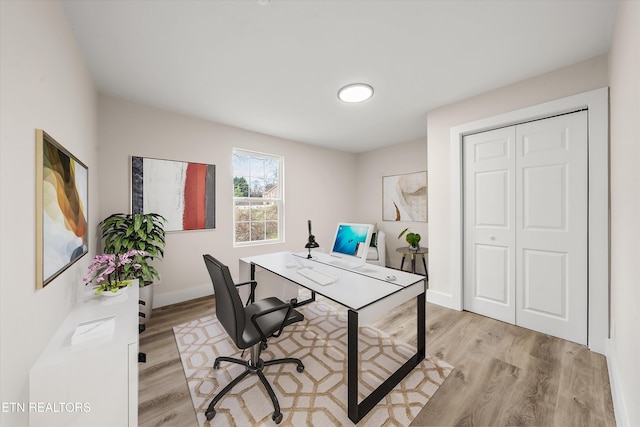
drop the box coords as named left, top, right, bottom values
left=202, top=254, right=305, bottom=424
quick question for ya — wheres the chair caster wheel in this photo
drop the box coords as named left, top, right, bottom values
left=297, top=364, right=305, bottom=373
left=213, top=361, right=220, bottom=369
left=205, top=409, right=216, bottom=420
left=272, top=412, right=283, bottom=424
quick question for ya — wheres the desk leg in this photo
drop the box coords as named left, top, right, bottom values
left=347, top=287, right=426, bottom=423
left=251, top=262, right=315, bottom=307
left=249, top=263, right=256, bottom=303
left=399, top=255, right=406, bottom=271
left=347, top=310, right=359, bottom=423
left=417, top=288, right=426, bottom=356
left=294, top=291, right=316, bottom=307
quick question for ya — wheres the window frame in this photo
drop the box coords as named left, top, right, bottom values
left=232, top=148, right=284, bottom=247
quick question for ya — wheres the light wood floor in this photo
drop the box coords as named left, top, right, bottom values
left=139, top=294, right=615, bottom=426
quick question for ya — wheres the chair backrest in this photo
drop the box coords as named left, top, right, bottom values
left=202, top=254, right=245, bottom=345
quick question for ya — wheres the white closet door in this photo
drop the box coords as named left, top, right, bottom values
left=463, top=111, right=588, bottom=345
left=463, top=126, right=516, bottom=324
left=515, top=111, right=588, bottom=344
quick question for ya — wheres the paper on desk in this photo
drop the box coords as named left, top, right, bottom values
left=71, top=316, right=115, bottom=345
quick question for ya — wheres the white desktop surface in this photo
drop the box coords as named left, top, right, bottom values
left=241, top=251, right=425, bottom=318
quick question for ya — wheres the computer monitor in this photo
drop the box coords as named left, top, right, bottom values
left=329, top=222, right=374, bottom=267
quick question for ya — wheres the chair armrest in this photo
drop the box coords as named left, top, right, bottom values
left=235, top=280, right=257, bottom=306
left=234, top=280, right=257, bottom=288
left=250, top=301, right=294, bottom=343
left=272, top=298, right=298, bottom=338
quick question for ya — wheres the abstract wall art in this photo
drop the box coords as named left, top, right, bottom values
left=382, top=171, right=428, bottom=222
left=36, top=130, right=89, bottom=288
left=131, top=156, right=215, bottom=232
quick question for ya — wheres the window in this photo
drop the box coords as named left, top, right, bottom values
left=233, top=149, right=283, bottom=246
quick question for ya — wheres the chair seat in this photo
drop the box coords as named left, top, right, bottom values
left=240, top=297, right=304, bottom=349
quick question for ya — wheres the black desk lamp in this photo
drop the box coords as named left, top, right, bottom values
left=305, top=220, right=319, bottom=259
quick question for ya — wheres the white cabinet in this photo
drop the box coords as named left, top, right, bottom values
left=29, top=284, right=139, bottom=427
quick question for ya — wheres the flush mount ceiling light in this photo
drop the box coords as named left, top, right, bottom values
left=338, top=83, right=374, bottom=103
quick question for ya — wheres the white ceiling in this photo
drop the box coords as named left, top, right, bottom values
left=60, top=0, right=617, bottom=153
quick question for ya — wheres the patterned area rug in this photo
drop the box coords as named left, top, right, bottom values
left=173, top=299, right=452, bottom=426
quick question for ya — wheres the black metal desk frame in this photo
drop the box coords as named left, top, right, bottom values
left=249, top=262, right=426, bottom=423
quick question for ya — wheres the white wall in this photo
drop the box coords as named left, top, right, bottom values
left=356, top=138, right=428, bottom=273
left=607, top=2, right=640, bottom=425
left=98, top=94, right=358, bottom=306
left=0, top=1, right=98, bottom=426
left=425, top=54, right=608, bottom=304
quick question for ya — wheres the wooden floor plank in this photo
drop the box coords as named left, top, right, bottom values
left=415, top=354, right=521, bottom=426
left=138, top=295, right=616, bottom=427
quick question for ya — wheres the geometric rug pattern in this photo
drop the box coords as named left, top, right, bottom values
left=173, top=298, right=453, bottom=426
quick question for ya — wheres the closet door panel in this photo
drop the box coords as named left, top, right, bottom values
left=515, top=111, right=588, bottom=344
left=463, top=127, right=516, bottom=324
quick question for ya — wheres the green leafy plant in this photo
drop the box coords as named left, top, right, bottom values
left=99, top=213, right=166, bottom=286
left=398, top=227, right=421, bottom=249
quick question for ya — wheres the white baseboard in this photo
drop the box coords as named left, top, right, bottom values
left=606, top=339, right=629, bottom=427
left=426, top=289, right=461, bottom=311
left=153, top=283, right=213, bottom=308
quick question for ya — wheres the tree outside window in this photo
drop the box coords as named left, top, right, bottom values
left=233, top=149, right=283, bottom=245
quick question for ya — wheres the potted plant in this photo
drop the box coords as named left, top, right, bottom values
left=83, top=250, right=146, bottom=295
left=398, top=227, right=421, bottom=250
left=99, top=213, right=166, bottom=323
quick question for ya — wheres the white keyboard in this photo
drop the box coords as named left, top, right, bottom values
left=296, top=268, right=336, bottom=286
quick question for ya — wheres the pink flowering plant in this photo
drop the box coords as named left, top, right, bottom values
left=83, top=249, right=147, bottom=295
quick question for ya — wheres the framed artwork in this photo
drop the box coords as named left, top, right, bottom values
left=382, top=171, right=427, bottom=222
left=35, top=130, right=89, bottom=288
left=131, top=156, right=216, bottom=232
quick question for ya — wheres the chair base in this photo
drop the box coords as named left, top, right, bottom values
left=205, top=348, right=304, bottom=424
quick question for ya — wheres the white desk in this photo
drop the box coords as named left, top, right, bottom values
left=240, top=251, right=426, bottom=423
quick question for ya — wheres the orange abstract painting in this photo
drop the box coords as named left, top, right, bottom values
left=36, top=130, right=89, bottom=288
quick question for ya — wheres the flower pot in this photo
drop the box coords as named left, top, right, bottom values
left=101, top=286, right=129, bottom=297
left=139, top=283, right=154, bottom=325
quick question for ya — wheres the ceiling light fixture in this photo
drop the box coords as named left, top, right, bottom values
left=338, top=83, right=374, bottom=103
